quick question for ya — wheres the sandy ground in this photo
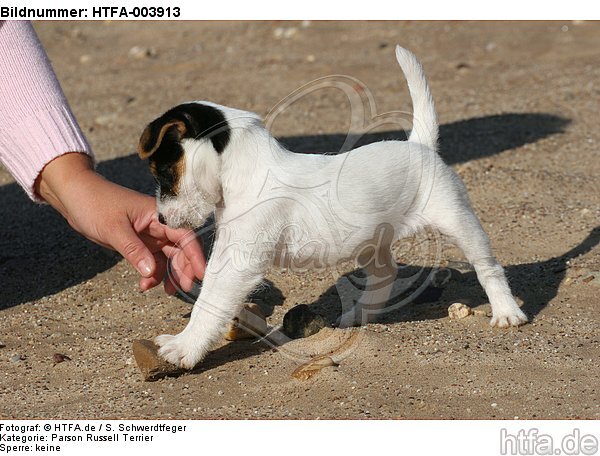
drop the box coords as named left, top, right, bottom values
left=0, top=21, right=599, bottom=419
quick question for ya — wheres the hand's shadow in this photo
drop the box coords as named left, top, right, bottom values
left=0, top=112, right=570, bottom=310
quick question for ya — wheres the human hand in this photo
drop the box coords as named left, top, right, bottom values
left=35, top=152, right=205, bottom=293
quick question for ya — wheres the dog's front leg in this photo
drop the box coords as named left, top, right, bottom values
left=155, top=246, right=265, bottom=369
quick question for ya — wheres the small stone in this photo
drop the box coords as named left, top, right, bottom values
left=94, top=113, right=118, bottom=126
left=282, top=304, right=328, bottom=339
left=292, top=356, right=337, bottom=380
left=128, top=45, right=157, bottom=60
left=10, top=354, right=25, bottom=363
left=448, top=302, right=473, bottom=320
left=472, top=309, right=489, bottom=317
left=306, top=54, right=315, bottom=62
left=132, top=339, right=186, bottom=382
left=52, top=353, right=71, bottom=364
left=225, top=303, right=268, bottom=341
left=79, top=54, right=91, bottom=64
left=580, top=272, right=600, bottom=287
left=0, top=342, right=5, bottom=349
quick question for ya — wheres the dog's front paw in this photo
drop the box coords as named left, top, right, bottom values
left=154, top=333, right=205, bottom=369
left=490, top=308, right=528, bottom=328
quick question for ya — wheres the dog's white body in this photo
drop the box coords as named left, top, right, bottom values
left=144, top=46, right=527, bottom=368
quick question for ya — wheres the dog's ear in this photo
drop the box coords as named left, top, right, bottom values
left=137, top=120, right=187, bottom=160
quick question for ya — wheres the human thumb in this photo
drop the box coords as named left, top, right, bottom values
left=115, top=226, right=155, bottom=278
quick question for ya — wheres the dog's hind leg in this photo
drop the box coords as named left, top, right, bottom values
left=425, top=191, right=527, bottom=327
left=338, top=225, right=397, bottom=327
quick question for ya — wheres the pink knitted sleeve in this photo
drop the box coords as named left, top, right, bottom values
left=0, top=20, right=93, bottom=202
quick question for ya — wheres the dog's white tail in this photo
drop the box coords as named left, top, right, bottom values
left=395, top=45, right=438, bottom=150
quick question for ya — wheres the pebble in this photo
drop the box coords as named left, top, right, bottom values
left=282, top=304, right=328, bottom=339
left=10, top=354, right=25, bottom=363
left=292, top=356, right=337, bottom=380
left=79, top=54, right=91, bottom=64
left=0, top=342, right=5, bottom=349
left=225, top=303, right=268, bottom=341
left=581, top=272, right=600, bottom=288
left=94, top=113, right=118, bottom=127
left=448, top=302, right=473, bottom=320
left=132, top=339, right=185, bottom=382
left=52, top=353, right=71, bottom=364
left=128, top=45, right=157, bottom=60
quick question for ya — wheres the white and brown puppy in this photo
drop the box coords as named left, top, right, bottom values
left=138, top=46, right=527, bottom=369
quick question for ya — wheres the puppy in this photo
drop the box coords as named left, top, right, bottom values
left=138, top=46, right=528, bottom=369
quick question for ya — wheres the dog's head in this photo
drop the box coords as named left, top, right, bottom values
left=138, top=102, right=260, bottom=229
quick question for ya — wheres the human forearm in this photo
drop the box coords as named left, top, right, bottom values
left=0, top=21, right=92, bottom=201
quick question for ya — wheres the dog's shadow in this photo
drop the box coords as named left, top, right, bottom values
left=307, top=226, right=600, bottom=325
left=0, top=112, right=571, bottom=312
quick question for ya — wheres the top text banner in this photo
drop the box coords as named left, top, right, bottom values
left=0, top=0, right=596, bottom=20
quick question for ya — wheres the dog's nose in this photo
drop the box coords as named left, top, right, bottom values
left=158, top=213, right=166, bottom=224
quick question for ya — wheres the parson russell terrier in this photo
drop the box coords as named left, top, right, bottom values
left=137, top=46, right=528, bottom=369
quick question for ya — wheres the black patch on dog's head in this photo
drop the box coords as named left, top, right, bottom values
left=138, top=103, right=230, bottom=197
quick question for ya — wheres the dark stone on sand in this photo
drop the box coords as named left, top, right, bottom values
left=282, top=305, right=328, bottom=339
